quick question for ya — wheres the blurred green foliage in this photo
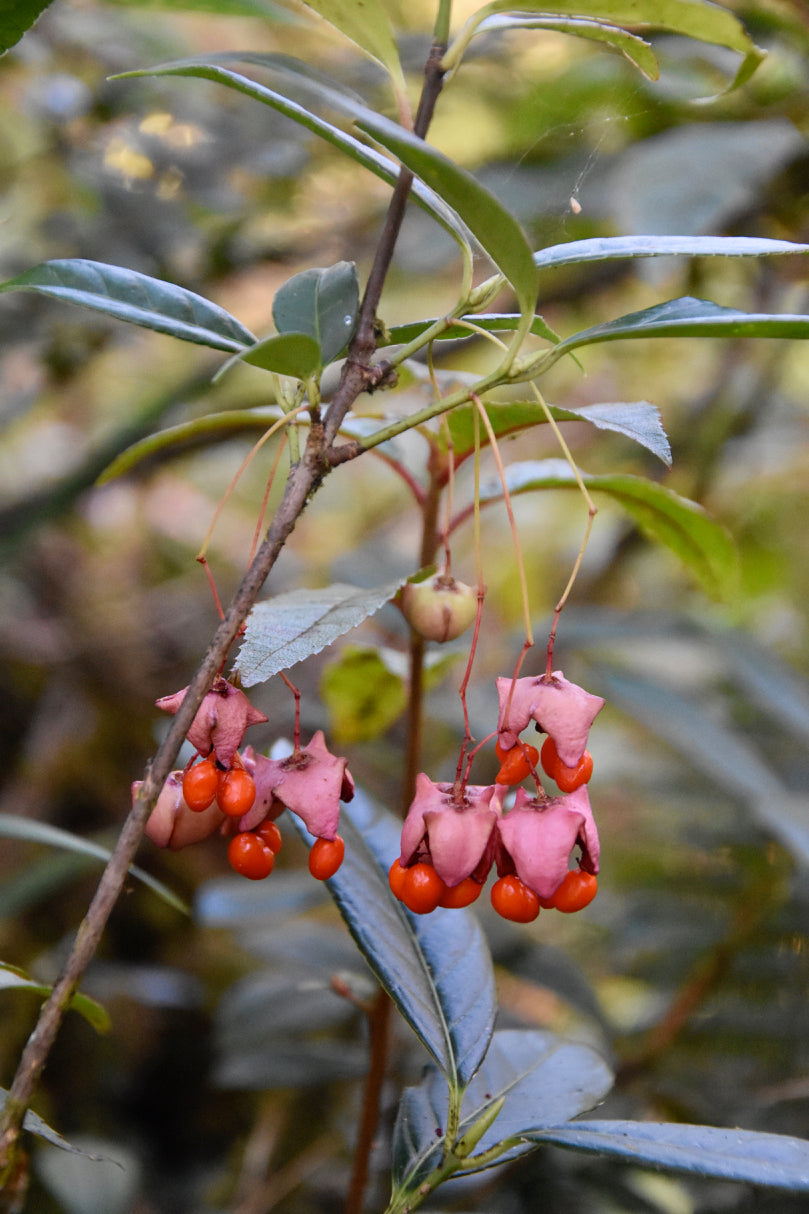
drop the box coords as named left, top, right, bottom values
left=1, top=0, right=809, bottom=1209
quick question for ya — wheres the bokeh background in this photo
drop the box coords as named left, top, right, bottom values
left=2, top=0, right=809, bottom=1209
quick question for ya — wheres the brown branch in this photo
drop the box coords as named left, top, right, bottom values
left=344, top=990, right=394, bottom=1214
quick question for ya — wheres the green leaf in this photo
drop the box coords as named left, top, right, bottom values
left=135, top=56, right=527, bottom=302
left=98, top=406, right=287, bottom=483
left=534, top=234, right=809, bottom=271
left=297, top=0, right=406, bottom=91
left=320, top=644, right=460, bottom=744
left=146, top=57, right=533, bottom=312
left=0, top=964, right=111, bottom=1034
left=290, top=789, right=497, bottom=1089
left=477, top=14, right=659, bottom=79
left=447, top=0, right=765, bottom=91
left=352, top=116, right=539, bottom=320
left=272, top=262, right=359, bottom=363
left=382, top=313, right=560, bottom=348
left=545, top=296, right=809, bottom=369
left=106, top=0, right=292, bottom=14
left=0, top=260, right=256, bottom=352
left=0, top=814, right=189, bottom=915
left=445, top=400, right=671, bottom=466
left=531, top=1121, right=809, bottom=1190
left=114, top=58, right=472, bottom=251
left=237, top=579, right=408, bottom=685
left=393, top=1029, right=613, bottom=1188
left=481, top=460, right=737, bottom=599
left=320, top=646, right=407, bottom=744
left=1, top=0, right=55, bottom=53
left=0, top=850, right=99, bottom=920
left=240, top=331, right=322, bottom=378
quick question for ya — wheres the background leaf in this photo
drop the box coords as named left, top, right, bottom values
left=531, top=1121, right=809, bottom=1190
left=106, top=0, right=293, bottom=12
left=0, top=814, right=188, bottom=914
left=290, top=789, right=497, bottom=1090
left=236, top=578, right=407, bottom=685
left=598, top=667, right=809, bottom=867
left=0, top=260, right=256, bottom=352
left=320, top=645, right=407, bottom=744
left=480, top=460, right=737, bottom=599
left=320, top=645, right=461, bottom=744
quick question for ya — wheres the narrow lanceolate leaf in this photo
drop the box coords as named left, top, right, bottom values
left=114, top=59, right=472, bottom=251
left=0, top=965, right=111, bottom=1033
left=382, top=313, right=560, bottom=348
left=393, top=1030, right=613, bottom=1187
left=0, top=813, right=189, bottom=914
left=0, top=260, right=256, bottom=352
left=297, top=0, right=406, bottom=92
left=290, top=790, right=497, bottom=1089
left=0, top=1090, right=116, bottom=1160
left=236, top=579, right=408, bottom=685
left=599, top=669, right=809, bottom=867
left=446, top=0, right=765, bottom=91
left=445, top=400, right=671, bottom=466
left=98, top=406, right=287, bottom=483
left=354, top=115, right=539, bottom=319
left=531, top=1121, right=809, bottom=1191
left=144, top=56, right=535, bottom=313
left=272, top=262, right=359, bottom=363
left=106, top=0, right=294, bottom=13
left=208, top=55, right=532, bottom=305
left=1, top=0, right=55, bottom=53
left=481, top=460, right=736, bottom=599
left=544, top=296, right=809, bottom=370
left=534, top=234, right=809, bottom=272
left=477, top=14, right=659, bottom=79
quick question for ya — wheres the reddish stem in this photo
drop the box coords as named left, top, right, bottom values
left=279, top=672, right=302, bottom=752
left=197, top=554, right=226, bottom=621
left=453, top=588, right=485, bottom=789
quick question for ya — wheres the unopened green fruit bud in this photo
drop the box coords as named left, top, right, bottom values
left=401, top=573, right=478, bottom=643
